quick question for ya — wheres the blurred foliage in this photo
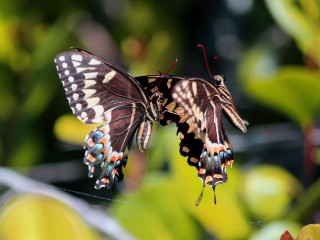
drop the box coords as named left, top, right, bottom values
left=0, top=194, right=100, bottom=240
left=297, top=224, right=320, bottom=239
left=0, top=0, right=320, bottom=239
left=239, top=165, right=303, bottom=222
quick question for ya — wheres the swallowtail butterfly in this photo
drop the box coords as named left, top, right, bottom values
left=172, top=75, right=248, bottom=204
left=54, top=49, right=163, bottom=189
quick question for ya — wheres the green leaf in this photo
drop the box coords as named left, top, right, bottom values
left=9, top=133, right=43, bottom=167
left=239, top=165, right=303, bottom=222
left=112, top=173, right=202, bottom=240
left=265, top=0, right=320, bottom=66
left=288, top=177, right=320, bottom=222
left=239, top=46, right=320, bottom=128
left=170, top=137, right=252, bottom=239
left=246, top=66, right=320, bottom=127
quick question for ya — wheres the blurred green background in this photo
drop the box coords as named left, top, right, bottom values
left=0, top=0, right=320, bottom=239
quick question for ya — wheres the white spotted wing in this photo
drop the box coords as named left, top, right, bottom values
left=54, top=48, right=150, bottom=124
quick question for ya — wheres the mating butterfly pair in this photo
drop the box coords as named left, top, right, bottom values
left=54, top=48, right=248, bottom=204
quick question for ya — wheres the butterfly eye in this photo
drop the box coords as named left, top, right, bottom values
left=214, top=75, right=226, bottom=87
left=214, top=76, right=222, bottom=86
left=152, top=91, right=163, bottom=102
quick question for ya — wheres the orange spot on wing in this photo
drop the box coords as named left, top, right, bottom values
left=213, top=174, right=223, bottom=179
left=199, top=168, right=206, bottom=174
left=87, top=154, right=95, bottom=163
left=101, top=178, right=109, bottom=184
left=100, top=135, right=109, bottom=145
left=99, top=125, right=109, bottom=133
left=110, top=152, right=119, bottom=162
left=205, top=141, right=226, bottom=155
left=205, top=175, right=213, bottom=184
left=87, top=139, right=94, bottom=147
left=102, top=145, right=107, bottom=154
left=218, top=145, right=225, bottom=152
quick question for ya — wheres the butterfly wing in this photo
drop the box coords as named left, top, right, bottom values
left=136, top=75, right=207, bottom=169
left=213, top=75, right=248, bottom=133
left=172, top=78, right=240, bottom=188
left=55, top=49, right=149, bottom=124
left=83, top=103, right=151, bottom=189
left=172, top=78, right=215, bottom=134
left=55, top=49, right=155, bottom=188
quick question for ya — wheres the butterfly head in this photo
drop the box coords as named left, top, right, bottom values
left=212, top=75, right=226, bottom=88
left=147, top=91, right=164, bottom=121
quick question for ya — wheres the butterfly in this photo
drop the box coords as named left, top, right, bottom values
left=172, top=74, right=248, bottom=204
left=54, top=48, right=164, bottom=189
left=54, top=48, right=245, bottom=204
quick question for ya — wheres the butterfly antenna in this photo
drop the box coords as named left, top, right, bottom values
left=157, top=58, right=178, bottom=86
left=197, top=44, right=215, bottom=79
left=195, top=182, right=206, bottom=206
left=212, top=56, right=220, bottom=75
left=197, top=44, right=220, bottom=80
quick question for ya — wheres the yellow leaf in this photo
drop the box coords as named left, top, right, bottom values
left=0, top=194, right=100, bottom=240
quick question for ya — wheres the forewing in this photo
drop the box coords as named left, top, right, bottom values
left=215, top=78, right=248, bottom=133
left=172, top=78, right=217, bottom=134
left=137, top=75, right=206, bottom=168
left=54, top=49, right=148, bottom=124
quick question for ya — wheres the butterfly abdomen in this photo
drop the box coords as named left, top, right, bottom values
left=136, top=120, right=153, bottom=152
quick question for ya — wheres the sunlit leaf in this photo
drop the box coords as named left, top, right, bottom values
left=54, top=114, right=101, bottom=145
left=0, top=194, right=99, bottom=240
left=146, top=124, right=179, bottom=171
left=239, top=165, right=303, bottom=222
left=112, top=174, right=201, bottom=240
left=297, top=224, right=320, bottom=240
left=239, top=46, right=320, bottom=128
left=170, top=137, right=252, bottom=239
